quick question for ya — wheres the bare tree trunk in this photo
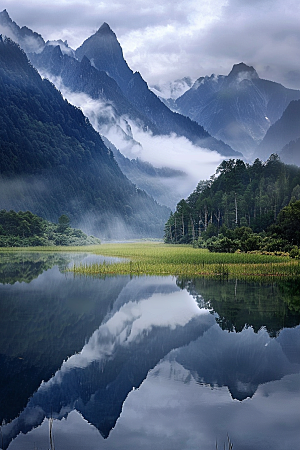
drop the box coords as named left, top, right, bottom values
left=190, top=215, right=195, bottom=243
left=234, top=192, right=238, bottom=225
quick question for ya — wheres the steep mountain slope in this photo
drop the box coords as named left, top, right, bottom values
left=29, top=43, right=157, bottom=134
left=0, top=36, right=169, bottom=239
left=175, top=63, right=300, bottom=156
left=256, top=100, right=300, bottom=163
left=74, top=23, right=239, bottom=157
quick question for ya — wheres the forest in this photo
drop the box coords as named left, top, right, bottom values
left=164, top=155, right=300, bottom=255
left=0, top=209, right=101, bottom=246
left=0, top=37, right=169, bottom=239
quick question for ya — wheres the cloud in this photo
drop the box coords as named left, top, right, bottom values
left=4, top=0, right=300, bottom=88
left=123, top=122, right=223, bottom=198
left=45, top=76, right=222, bottom=204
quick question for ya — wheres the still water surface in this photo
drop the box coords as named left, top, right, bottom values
left=0, top=252, right=300, bottom=450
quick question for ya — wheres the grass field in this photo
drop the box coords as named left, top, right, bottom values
left=1, top=242, right=299, bottom=279
left=66, top=242, right=300, bottom=279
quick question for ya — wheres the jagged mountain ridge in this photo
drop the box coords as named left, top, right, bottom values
left=175, top=63, right=300, bottom=156
left=74, top=23, right=238, bottom=157
left=0, top=11, right=238, bottom=157
left=150, top=76, right=194, bottom=101
left=0, top=9, right=242, bottom=209
left=29, top=43, right=157, bottom=132
left=0, top=36, right=169, bottom=239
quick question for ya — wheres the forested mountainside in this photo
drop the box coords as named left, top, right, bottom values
left=164, top=155, right=300, bottom=251
left=174, top=63, right=300, bottom=156
left=256, top=100, right=300, bottom=164
left=0, top=37, right=169, bottom=239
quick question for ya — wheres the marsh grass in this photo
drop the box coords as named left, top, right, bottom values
left=68, top=242, right=300, bottom=280
left=1, top=242, right=298, bottom=279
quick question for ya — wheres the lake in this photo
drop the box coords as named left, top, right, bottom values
left=0, top=251, right=300, bottom=450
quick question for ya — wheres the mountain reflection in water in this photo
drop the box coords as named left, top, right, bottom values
left=0, top=252, right=299, bottom=450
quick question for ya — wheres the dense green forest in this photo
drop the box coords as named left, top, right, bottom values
left=0, top=209, right=101, bottom=246
left=164, top=155, right=300, bottom=255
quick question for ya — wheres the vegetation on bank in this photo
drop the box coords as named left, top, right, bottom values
left=0, top=209, right=101, bottom=246
left=69, top=242, right=300, bottom=279
left=164, top=156, right=300, bottom=254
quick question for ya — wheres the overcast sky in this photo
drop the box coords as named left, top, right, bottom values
left=2, top=0, right=300, bottom=88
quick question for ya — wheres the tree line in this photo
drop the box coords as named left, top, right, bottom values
left=0, top=210, right=101, bottom=246
left=164, top=155, right=300, bottom=255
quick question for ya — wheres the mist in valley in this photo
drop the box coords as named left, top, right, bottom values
left=45, top=75, right=223, bottom=209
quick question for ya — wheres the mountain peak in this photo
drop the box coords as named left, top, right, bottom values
left=0, top=9, right=10, bottom=17
left=97, top=22, right=115, bottom=35
left=228, top=63, right=259, bottom=81
left=0, top=9, right=12, bottom=24
left=75, top=23, right=133, bottom=91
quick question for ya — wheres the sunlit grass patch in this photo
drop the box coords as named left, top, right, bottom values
left=69, top=242, right=300, bottom=280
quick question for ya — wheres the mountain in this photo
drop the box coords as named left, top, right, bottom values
left=74, top=23, right=238, bottom=157
left=0, top=36, right=170, bottom=239
left=29, top=42, right=156, bottom=132
left=0, top=8, right=44, bottom=53
left=175, top=63, right=300, bottom=156
left=256, top=100, right=300, bottom=164
left=0, top=10, right=241, bottom=215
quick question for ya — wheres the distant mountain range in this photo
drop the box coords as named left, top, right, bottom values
left=174, top=62, right=300, bottom=157
left=30, top=22, right=236, bottom=156
left=1, top=8, right=300, bottom=235
left=0, top=9, right=244, bottom=212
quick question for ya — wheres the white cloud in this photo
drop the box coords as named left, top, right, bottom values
left=44, top=76, right=222, bottom=202
left=4, top=0, right=300, bottom=87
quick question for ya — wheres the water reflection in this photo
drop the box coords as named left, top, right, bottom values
left=179, top=277, right=300, bottom=335
left=0, top=253, right=299, bottom=450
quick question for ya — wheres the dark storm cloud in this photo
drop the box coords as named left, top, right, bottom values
left=2, top=0, right=300, bottom=88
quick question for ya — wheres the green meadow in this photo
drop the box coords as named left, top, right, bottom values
left=67, top=242, right=300, bottom=280
left=1, top=242, right=299, bottom=279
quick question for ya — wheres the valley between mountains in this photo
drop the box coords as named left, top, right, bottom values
left=1, top=9, right=300, bottom=242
